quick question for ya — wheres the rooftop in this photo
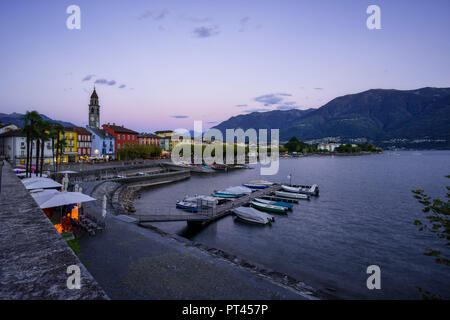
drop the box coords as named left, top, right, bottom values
left=65, top=126, right=92, bottom=135
left=103, top=124, right=138, bottom=134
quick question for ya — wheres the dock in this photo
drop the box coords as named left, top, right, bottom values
left=135, top=184, right=283, bottom=225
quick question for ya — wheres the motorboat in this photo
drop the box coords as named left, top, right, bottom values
left=212, top=192, right=241, bottom=198
left=253, top=198, right=294, bottom=210
left=248, top=180, right=274, bottom=186
left=226, top=186, right=253, bottom=195
left=183, top=195, right=219, bottom=206
left=281, top=184, right=319, bottom=196
left=233, top=206, right=274, bottom=225
left=213, top=186, right=252, bottom=198
left=274, top=191, right=310, bottom=200
left=176, top=201, right=200, bottom=212
left=250, top=201, right=288, bottom=214
left=242, top=183, right=269, bottom=189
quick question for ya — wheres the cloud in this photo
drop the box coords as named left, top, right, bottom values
left=243, top=108, right=270, bottom=113
left=239, top=16, right=250, bottom=32
left=192, top=25, right=220, bottom=38
left=314, top=87, right=324, bottom=90
left=170, top=115, right=189, bottom=119
left=277, top=93, right=292, bottom=96
left=254, top=94, right=286, bottom=106
left=282, top=101, right=296, bottom=105
left=206, top=121, right=218, bottom=124
left=139, top=9, right=169, bottom=20
left=118, top=84, right=126, bottom=89
left=82, top=74, right=95, bottom=81
left=95, top=79, right=116, bottom=86
left=276, top=105, right=298, bottom=111
left=236, top=104, right=248, bottom=107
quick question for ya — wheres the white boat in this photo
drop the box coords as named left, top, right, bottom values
left=226, top=186, right=253, bottom=195
left=233, top=206, right=274, bottom=225
left=281, top=185, right=300, bottom=193
left=274, top=191, right=310, bottom=200
left=248, top=180, right=274, bottom=186
left=183, top=195, right=219, bottom=206
left=281, top=184, right=319, bottom=196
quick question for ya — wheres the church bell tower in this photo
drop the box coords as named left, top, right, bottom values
left=89, top=88, right=100, bottom=128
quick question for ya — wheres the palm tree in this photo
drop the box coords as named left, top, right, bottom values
left=39, top=121, right=51, bottom=176
left=21, top=111, right=41, bottom=177
left=34, top=119, right=44, bottom=176
left=49, top=123, right=63, bottom=172
left=55, top=135, right=67, bottom=172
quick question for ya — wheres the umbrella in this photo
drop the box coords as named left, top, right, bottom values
left=57, top=170, right=77, bottom=174
left=31, top=189, right=60, bottom=207
left=102, top=195, right=107, bottom=218
left=39, top=191, right=96, bottom=209
left=22, top=177, right=62, bottom=190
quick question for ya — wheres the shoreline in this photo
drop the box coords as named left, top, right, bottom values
left=137, top=222, right=333, bottom=299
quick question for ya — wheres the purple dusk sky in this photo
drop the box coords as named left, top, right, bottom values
left=0, top=0, right=449, bottom=132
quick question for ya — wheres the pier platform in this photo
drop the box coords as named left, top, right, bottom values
left=135, top=184, right=283, bottom=224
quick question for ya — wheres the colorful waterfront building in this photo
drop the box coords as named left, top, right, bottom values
left=0, top=129, right=54, bottom=166
left=58, top=128, right=78, bottom=163
left=66, top=127, right=92, bottom=161
left=102, top=123, right=138, bottom=155
left=137, top=133, right=160, bottom=146
left=155, top=130, right=173, bottom=151
left=86, top=126, right=115, bottom=159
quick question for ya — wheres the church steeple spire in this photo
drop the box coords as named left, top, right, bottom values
left=89, top=88, right=100, bottom=128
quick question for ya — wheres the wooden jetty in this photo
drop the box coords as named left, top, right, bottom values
left=136, top=184, right=283, bottom=225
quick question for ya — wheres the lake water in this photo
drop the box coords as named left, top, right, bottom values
left=134, top=151, right=450, bottom=299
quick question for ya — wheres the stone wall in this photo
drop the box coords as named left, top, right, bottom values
left=0, top=161, right=108, bottom=299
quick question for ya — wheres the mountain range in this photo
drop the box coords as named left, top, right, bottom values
left=0, top=112, right=76, bottom=128
left=213, top=87, right=450, bottom=148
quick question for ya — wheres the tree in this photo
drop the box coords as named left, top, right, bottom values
left=21, top=111, right=42, bottom=177
left=51, top=124, right=65, bottom=172
left=55, top=137, right=67, bottom=171
left=39, top=121, right=51, bottom=176
left=284, top=136, right=311, bottom=153
left=412, top=176, right=450, bottom=298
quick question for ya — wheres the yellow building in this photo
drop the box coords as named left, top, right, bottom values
left=58, top=128, right=79, bottom=163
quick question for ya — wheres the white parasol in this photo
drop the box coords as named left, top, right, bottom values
left=38, top=191, right=96, bottom=209
left=22, top=177, right=62, bottom=190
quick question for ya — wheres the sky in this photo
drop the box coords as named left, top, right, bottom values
left=0, top=0, right=449, bottom=132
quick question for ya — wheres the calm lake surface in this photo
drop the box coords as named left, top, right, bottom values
left=134, top=151, right=450, bottom=299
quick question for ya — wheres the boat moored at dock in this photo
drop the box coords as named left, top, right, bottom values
left=176, top=201, right=200, bottom=212
left=281, top=184, right=319, bottom=196
left=253, top=198, right=294, bottom=210
left=250, top=201, right=288, bottom=214
left=242, top=183, right=269, bottom=189
left=233, top=206, right=274, bottom=225
left=274, top=191, right=310, bottom=200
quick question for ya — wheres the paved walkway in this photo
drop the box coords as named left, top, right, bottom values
left=79, top=214, right=313, bottom=299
